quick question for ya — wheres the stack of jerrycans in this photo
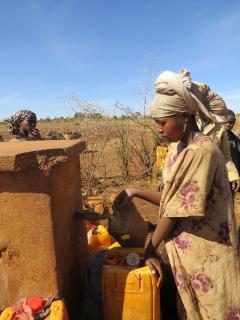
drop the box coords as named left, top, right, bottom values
left=102, top=248, right=160, bottom=320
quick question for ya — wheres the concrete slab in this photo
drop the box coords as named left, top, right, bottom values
left=0, top=139, right=87, bottom=318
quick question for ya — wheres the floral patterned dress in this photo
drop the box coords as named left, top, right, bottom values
left=160, top=134, right=240, bottom=320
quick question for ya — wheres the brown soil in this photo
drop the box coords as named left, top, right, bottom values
left=1, top=118, right=239, bottom=225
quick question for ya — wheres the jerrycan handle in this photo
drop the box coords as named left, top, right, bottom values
left=112, top=272, right=143, bottom=293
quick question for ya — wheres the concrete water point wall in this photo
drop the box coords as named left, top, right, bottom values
left=0, top=140, right=87, bottom=318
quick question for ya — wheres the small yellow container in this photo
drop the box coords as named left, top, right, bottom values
left=102, top=263, right=160, bottom=320
left=0, top=308, right=14, bottom=320
left=156, top=145, right=168, bottom=169
left=88, top=224, right=112, bottom=251
left=47, top=300, right=69, bottom=320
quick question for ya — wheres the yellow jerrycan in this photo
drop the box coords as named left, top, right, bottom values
left=102, top=265, right=160, bottom=320
left=156, top=145, right=168, bottom=170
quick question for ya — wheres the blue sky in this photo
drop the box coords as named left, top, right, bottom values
left=0, top=0, right=240, bottom=119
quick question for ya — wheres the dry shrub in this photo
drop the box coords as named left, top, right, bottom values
left=112, top=119, right=157, bottom=180
left=128, top=129, right=156, bottom=177
left=78, top=117, right=157, bottom=195
left=79, top=119, right=113, bottom=197
left=114, top=122, right=131, bottom=180
left=46, top=130, right=82, bottom=140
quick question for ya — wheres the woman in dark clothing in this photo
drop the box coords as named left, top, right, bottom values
left=224, top=109, right=240, bottom=175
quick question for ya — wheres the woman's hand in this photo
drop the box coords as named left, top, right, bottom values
left=29, top=128, right=41, bottom=140
left=113, top=188, right=136, bottom=208
left=145, top=257, right=163, bottom=287
left=144, top=240, right=163, bottom=287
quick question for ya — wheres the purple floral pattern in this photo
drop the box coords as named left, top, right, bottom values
left=173, top=269, right=189, bottom=293
left=173, top=268, right=213, bottom=294
left=189, top=273, right=213, bottom=293
left=167, top=152, right=179, bottom=167
left=193, top=135, right=211, bottom=146
left=225, top=308, right=240, bottom=320
left=180, top=182, right=200, bottom=210
left=174, top=232, right=191, bottom=250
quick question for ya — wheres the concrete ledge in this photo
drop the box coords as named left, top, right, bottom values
left=0, top=140, right=86, bottom=174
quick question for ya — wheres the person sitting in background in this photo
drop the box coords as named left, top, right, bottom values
left=224, top=109, right=240, bottom=177
left=7, top=110, right=41, bottom=141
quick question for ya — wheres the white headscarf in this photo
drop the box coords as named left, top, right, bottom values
left=151, top=69, right=227, bottom=123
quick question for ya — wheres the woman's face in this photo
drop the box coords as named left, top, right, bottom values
left=224, top=115, right=236, bottom=132
left=19, top=118, right=36, bottom=136
left=154, top=114, right=185, bottom=143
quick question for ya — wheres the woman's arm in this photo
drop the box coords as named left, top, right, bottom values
left=114, top=188, right=161, bottom=208
left=151, top=216, right=176, bottom=248
left=133, top=189, right=161, bottom=206
left=144, top=216, right=176, bottom=287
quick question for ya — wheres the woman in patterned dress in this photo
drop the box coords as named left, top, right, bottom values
left=116, top=70, right=240, bottom=319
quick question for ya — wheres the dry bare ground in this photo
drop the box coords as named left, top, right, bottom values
left=0, top=116, right=239, bottom=225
